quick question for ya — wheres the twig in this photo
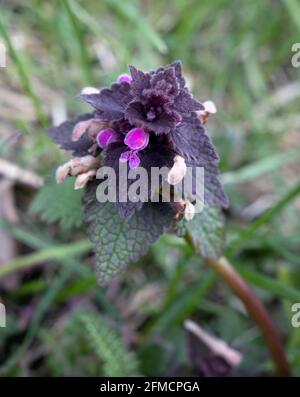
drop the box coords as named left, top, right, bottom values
left=0, top=179, right=18, bottom=288
left=0, top=179, right=19, bottom=223
left=184, top=319, right=242, bottom=367
left=0, top=158, right=44, bottom=188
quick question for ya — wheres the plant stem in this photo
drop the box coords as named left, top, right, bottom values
left=206, top=255, right=292, bottom=377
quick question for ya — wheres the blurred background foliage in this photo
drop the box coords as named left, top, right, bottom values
left=0, top=0, right=300, bottom=376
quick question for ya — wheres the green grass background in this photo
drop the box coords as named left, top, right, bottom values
left=0, top=0, right=300, bottom=376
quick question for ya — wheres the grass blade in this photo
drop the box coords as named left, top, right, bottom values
left=0, top=14, right=46, bottom=126
left=0, top=239, right=91, bottom=279
left=222, top=150, right=300, bottom=185
left=227, top=182, right=300, bottom=256
left=236, top=264, right=300, bottom=302
left=61, top=0, right=94, bottom=84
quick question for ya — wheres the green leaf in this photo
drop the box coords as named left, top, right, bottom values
left=179, top=205, right=225, bottom=260
left=84, top=182, right=174, bottom=285
left=80, top=312, right=140, bottom=376
left=30, top=178, right=83, bottom=231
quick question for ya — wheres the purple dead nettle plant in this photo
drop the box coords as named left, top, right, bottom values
left=45, top=61, right=292, bottom=377
left=46, top=61, right=228, bottom=283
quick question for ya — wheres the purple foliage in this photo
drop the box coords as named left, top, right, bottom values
left=46, top=61, right=228, bottom=219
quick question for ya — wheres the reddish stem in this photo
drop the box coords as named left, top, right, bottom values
left=205, top=256, right=292, bottom=377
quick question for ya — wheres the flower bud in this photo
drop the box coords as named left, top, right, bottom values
left=70, top=156, right=100, bottom=175
left=72, top=119, right=94, bottom=142
left=55, top=156, right=100, bottom=183
left=184, top=200, right=195, bottom=221
left=56, top=163, right=71, bottom=183
left=117, top=74, right=132, bottom=84
left=80, top=87, right=100, bottom=95
left=167, top=155, right=187, bottom=185
left=72, top=118, right=107, bottom=142
left=203, top=100, right=217, bottom=114
left=87, top=120, right=108, bottom=140
left=197, top=100, right=217, bottom=124
left=74, top=169, right=96, bottom=190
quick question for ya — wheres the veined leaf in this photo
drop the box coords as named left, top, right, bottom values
left=179, top=205, right=225, bottom=260
left=30, top=178, right=83, bottom=231
left=84, top=181, right=174, bottom=285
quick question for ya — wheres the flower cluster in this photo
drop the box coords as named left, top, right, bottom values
left=46, top=61, right=228, bottom=220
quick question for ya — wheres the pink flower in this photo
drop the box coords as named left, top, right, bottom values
left=124, top=128, right=149, bottom=150
left=119, top=128, right=149, bottom=169
left=117, top=74, right=132, bottom=84
left=119, top=150, right=141, bottom=169
left=96, top=128, right=121, bottom=149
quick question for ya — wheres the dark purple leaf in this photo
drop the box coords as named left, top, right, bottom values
left=171, top=113, right=219, bottom=164
left=125, top=100, right=176, bottom=135
left=45, top=113, right=94, bottom=156
left=80, top=82, right=133, bottom=122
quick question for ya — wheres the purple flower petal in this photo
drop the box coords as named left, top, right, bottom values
left=124, top=128, right=149, bottom=151
left=119, top=150, right=131, bottom=162
left=117, top=74, right=132, bottom=84
left=96, top=128, right=121, bottom=149
left=128, top=151, right=140, bottom=169
left=119, top=150, right=141, bottom=169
